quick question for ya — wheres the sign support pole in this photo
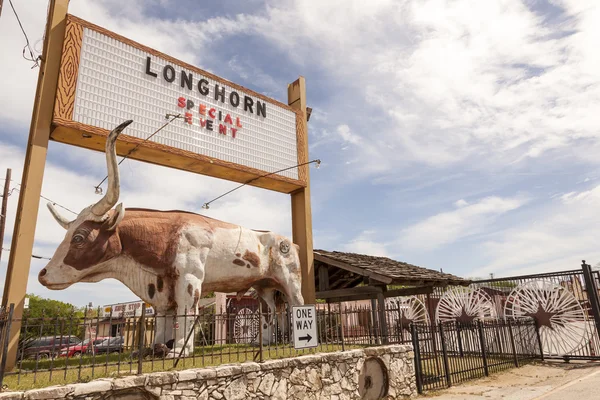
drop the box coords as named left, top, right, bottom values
left=2, top=0, right=69, bottom=371
left=288, top=77, right=315, bottom=304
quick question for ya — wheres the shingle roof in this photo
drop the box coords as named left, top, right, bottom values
left=314, top=249, right=470, bottom=287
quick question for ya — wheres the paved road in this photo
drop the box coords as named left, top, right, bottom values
left=418, top=361, right=600, bottom=400
left=536, top=367, right=600, bottom=400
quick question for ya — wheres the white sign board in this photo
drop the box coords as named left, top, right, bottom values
left=292, top=305, right=318, bottom=349
left=72, top=27, right=299, bottom=180
left=102, top=300, right=154, bottom=318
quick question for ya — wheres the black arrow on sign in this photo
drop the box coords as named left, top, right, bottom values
left=299, top=334, right=312, bottom=343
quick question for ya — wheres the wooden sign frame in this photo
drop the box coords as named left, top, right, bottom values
left=51, top=15, right=307, bottom=194
left=3, top=0, right=314, bottom=371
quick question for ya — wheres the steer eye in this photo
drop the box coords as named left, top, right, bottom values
left=279, top=241, right=290, bottom=254
left=72, top=234, right=85, bottom=244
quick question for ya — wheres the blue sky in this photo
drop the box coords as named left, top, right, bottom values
left=1, top=0, right=599, bottom=308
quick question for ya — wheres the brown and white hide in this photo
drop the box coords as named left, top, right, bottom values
left=38, top=120, right=304, bottom=355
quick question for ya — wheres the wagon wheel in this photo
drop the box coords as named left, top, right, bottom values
left=385, top=296, right=429, bottom=342
left=504, top=280, right=588, bottom=356
left=435, top=287, right=498, bottom=353
left=233, top=308, right=260, bottom=344
left=435, top=286, right=497, bottom=323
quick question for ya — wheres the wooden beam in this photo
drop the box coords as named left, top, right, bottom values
left=383, top=286, right=434, bottom=298
left=325, top=293, right=379, bottom=303
left=316, top=285, right=383, bottom=300
left=318, top=264, right=329, bottom=291
left=314, top=254, right=393, bottom=284
left=288, top=76, right=315, bottom=304
left=2, top=0, right=69, bottom=371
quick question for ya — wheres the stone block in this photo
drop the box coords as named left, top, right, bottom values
left=0, top=392, right=23, bottom=400
left=241, top=362, right=260, bottom=373
left=112, top=375, right=146, bottom=390
left=197, top=369, right=217, bottom=380
left=147, top=371, right=177, bottom=386
left=71, top=380, right=112, bottom=397
left=258, top=373, right=274, bottom=395
left=177, top=369, right=198, bottom=382
left=222, top=377, right=246, bottom=400
left=24, top=386, right=73, bottom=400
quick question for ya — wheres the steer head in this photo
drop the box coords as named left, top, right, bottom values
left=39, top=120, right=133, bottom=290
left=261, top=234, right=304, bottom=306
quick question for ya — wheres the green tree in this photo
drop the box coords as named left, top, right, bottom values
left=20, top=294, right=86, bottom=344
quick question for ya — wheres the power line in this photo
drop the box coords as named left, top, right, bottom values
left=10, top=187, right=78, bottom=215
left=7, top=0, right=40, bottom=68
left=94, top=114, right=182, bottom=194
left=2, top=248, right=51, bottom=261
left=0, top=180, right=78, bottom=215
left=202, top=159, right=321, bottom=209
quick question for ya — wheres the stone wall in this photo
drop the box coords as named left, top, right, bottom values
left=0, top=345, right=416, bottom=400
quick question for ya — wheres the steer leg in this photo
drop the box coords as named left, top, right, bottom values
left=255, top=288, right=277, bottom=345
left=170, top=275, right=203, bottom=357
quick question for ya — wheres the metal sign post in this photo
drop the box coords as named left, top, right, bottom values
left=292, top=305, right=318, bottom=350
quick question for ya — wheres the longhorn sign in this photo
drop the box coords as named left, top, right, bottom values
left=39, top=120, right=304, bottom=354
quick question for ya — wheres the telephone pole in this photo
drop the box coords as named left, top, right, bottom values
left=0, top=168, right=11, bottom=263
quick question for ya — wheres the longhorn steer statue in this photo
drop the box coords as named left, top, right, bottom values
left=38, top=120, right=304, bottom=354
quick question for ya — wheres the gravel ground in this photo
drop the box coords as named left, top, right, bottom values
left=418, top=360, right=600, bottom=400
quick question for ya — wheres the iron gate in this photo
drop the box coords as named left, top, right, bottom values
left=430, top=261, right=600, bottom=361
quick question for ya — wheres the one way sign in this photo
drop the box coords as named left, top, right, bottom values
left=292, top=305, right=318, bottom=349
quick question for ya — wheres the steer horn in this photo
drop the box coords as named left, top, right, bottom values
left=47, top=203, right=72, bottom=230
left=90, top=120, right=133, bottom=219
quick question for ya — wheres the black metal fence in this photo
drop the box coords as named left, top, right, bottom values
left=1, top=263, right=598, bottom=392
left=0, top=302, right=390, bottom=391
left=411, top=319, right=540, bottom=393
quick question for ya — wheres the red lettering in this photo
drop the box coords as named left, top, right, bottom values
left=208, top=108, right=216, bottom=119
left=177, top=97, right=186, bottom=108
left=185, top=112, right=193, bottom=124
left=199, top=104, right=206, bottom=115
left=219, top=124, right=227, bottom=135
left=224, top=114, right=233, bottom=125
left=199, top=119, right=207, bottom=128
left=236, top=117, right=242, bottom=128
left=231, top=128, right=237, bottom=138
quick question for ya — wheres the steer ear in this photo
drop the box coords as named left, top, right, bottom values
left=104, top=203, right=125, bottom=231
left=293, top=243, right=300, bottom=252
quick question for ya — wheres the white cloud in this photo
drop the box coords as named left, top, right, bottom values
left=341, top=230, right=389, bottom=258
left=471, top=184, right=600, bottom=278
left=396, top=195, right=528, bottom=251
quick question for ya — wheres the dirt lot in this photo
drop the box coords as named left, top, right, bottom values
left=419, top=360, right=600, bottom=399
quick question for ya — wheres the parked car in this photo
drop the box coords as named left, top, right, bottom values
left=57, top=336, right=109, bottom=358
left=18, top=335, right=81, bottom=360
left=92, top=336, right=124, bottom=355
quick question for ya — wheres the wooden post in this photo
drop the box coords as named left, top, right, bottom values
left=376, top=291, right=388, bottom=344
left=2, top=0, right=69, bottom=371
left=0, top=169, right=11, bottom=265
left=287, top=76, right=315, bottom=304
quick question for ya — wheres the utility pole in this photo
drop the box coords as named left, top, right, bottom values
left=0, top=168, right=11, bottom=264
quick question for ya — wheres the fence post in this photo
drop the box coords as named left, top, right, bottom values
left=339, top=302, right=345, bottom=351
left=456, top=323, right=464, bottom=357
left=582, top=261, right=600, bottom=340
left=411, top=323, right=423, bottom=394
left=137, top=305, right=146, bottom=375
left=258, top=301, right=263, bottom=362
left=507, top=319, right=519, bottom=367
left=0, top=304, right=14, bottom=390
left=438, top=323, right=451, bottom=388
left=477, top=320, right=489, bottom=376
left=534, top=320, right=544, bottom=361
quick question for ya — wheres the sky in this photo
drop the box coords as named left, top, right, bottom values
left=0, top=0, right=599, bottom=308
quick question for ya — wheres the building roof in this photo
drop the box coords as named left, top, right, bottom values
left=314, top=249, right=470, bottom=288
